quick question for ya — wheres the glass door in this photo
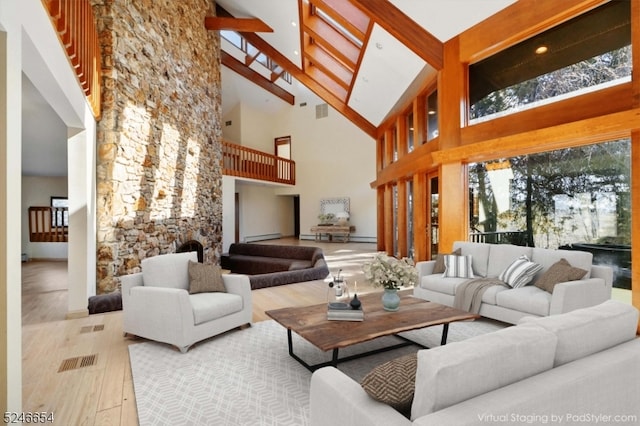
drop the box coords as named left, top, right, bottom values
left=427, top=174, right=439, bottom=260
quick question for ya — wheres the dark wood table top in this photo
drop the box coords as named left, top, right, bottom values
left=265, top=290, right=479, bottom=351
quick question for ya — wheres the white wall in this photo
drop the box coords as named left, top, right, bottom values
left=237, top=182, right=283, bottom=241
left=239, top=102, right=278, bottom=152
left=0, top=0, right=24, bottom=411
left=221, top=91, right=377, bottom=244
left=21, top=176, right=68, bottom=260
left=273, top=97, right=377, bottom=242
left=222, top=103, right=241, bottom=143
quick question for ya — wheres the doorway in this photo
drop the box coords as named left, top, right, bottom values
left=275, top=136, right=291, bottom=159
left=293, top=195, right=300, bottom=238
left=235, top=192, right=240, bottom=243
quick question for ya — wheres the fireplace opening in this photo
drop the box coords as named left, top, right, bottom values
left=177, top=240, right=204, bottom=263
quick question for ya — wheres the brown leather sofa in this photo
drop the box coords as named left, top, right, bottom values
left=221, top=243, right=330, bottom=289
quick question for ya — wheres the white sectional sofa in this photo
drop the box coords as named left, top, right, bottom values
left=413, top=241, right=613, bottom=324
left=309, top=300, right=640, bottom=426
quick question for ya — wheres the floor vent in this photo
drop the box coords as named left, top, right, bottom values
left=80, top=324, right=104, bottom=333
left=58, top=354, right=98, bottom=372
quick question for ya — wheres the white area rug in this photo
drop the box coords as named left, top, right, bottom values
left=129, top=318, right=506, bottom=426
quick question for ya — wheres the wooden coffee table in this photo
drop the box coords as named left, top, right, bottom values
left=265, top=290, right=479, bottom=371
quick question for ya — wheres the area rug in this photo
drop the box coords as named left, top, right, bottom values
left=129, top=318, right=506, bottom=426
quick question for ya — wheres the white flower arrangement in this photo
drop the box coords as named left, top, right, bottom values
left=362, top=252, right=418, bottom=290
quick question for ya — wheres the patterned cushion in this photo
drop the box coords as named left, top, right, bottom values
left=188, top=261, right=226, bottom=294
left=499, top=255, right=543, bottom=288
left=361, top=353, right=417, bottom=415
left=443, top=255, right=474, bottom=279
left=432, top=248, right=462, bottom=274
left=533, top=258, right=587, bottom=293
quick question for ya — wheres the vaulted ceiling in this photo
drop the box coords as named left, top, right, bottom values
left=23, top=0, right=519, bottom=176
left=214, top=0, right=517, bottom=137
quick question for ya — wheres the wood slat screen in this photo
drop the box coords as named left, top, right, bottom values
left=222, top=140, right=295, bottom=185
left=28, top=207, right=69, bottom=242
left=42, top=0, right=102, bottom=119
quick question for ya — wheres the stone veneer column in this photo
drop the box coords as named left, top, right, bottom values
left=93, top=0, right=222, bottom=293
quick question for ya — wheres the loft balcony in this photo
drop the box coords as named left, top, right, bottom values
left=222, top=140, right=295, bottom=185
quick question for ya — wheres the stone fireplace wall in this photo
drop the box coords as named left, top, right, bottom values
left=93, top=0, right=222, bottom=293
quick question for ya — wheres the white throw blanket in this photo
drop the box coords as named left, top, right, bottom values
left=454, top=277, right=508, bottom=314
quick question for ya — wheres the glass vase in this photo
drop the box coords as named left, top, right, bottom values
left=381, top=288, right=400, bottom=312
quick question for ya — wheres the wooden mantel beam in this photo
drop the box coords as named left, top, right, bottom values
left=204, top=17, right=273, bottom=33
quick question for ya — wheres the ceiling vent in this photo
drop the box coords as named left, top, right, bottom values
left=316, top=103, right=328, bottom=119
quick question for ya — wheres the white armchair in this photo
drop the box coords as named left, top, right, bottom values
left=121, top=251, right=252, bottom=353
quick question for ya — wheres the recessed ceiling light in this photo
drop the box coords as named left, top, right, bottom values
left=291, top=20, right=297, bottom=27
left=375, top=42, right=383, bottom=50
left=294, top=50, right=299, bottom=55
left=535, top=45, right=548, bottom=55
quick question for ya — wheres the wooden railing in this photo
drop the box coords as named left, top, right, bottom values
left=43, top=0, right=102, bottom=119
left=222, top=140, right=295, bottom=185
left=28, top=207, right=69, bottom=242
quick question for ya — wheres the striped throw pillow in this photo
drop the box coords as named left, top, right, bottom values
left=499, top=255, right=543, bottom=288
left=443, top=255, right=475, bottom=278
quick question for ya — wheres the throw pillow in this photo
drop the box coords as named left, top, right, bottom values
left=361, top=353, right=417, bottom=416
left=533, top=258, right=587, bottom=293
left=498, top=255, right=543, bottom=288
left=443, top=254, right=474, bottom=279
left=188, top=260, right=226, bottom=294
left=432, top=248, right=462, bottom=274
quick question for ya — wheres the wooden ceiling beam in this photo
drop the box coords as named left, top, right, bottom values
left=270, top=68, right=286, bottom=83
left=348, top=0, right=444, bottom=70
left=304, top=15, right=359, bottom=69
left=204, top=16, right=273, bottom=33
left=245, top=50, right=260, bottom=66
left=304, top=44, right=352, bottom=89
left=313, top=0, right=369, bottom=41
left=236, top=30, right=376, bottom=137
left=221, top=50, right=294, bottom=105
left=213, top=3, right=375, bottom=137
left=305, top=63, right=348, bottom=100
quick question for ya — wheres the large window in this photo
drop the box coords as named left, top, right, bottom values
left=426, top=91, right=438, bottom=141
left=469, top=139, right=631, bottom=288
left=469, top=1, right=631, bottom=122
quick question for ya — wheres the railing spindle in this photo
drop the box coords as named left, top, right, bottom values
left=44, top=0, right=101, bottom=119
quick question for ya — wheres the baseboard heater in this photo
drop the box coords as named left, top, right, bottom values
left=244, top=233, right=282, bottom=243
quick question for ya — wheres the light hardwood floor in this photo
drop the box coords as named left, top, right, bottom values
left=21, top=238, right=379, bottom=425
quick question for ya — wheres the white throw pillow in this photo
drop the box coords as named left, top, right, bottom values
left=443, top=255, right=474, bottom=279
left=499, top=255, right=543, bottom=288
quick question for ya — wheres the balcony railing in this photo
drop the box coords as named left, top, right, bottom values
left=43, top=0, right=102, bottom=119
left=469, top=231, right=530, bottom=246
left=28, top=207, right=69, bottom=242
left=222, top=140, right=295, bottom=185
